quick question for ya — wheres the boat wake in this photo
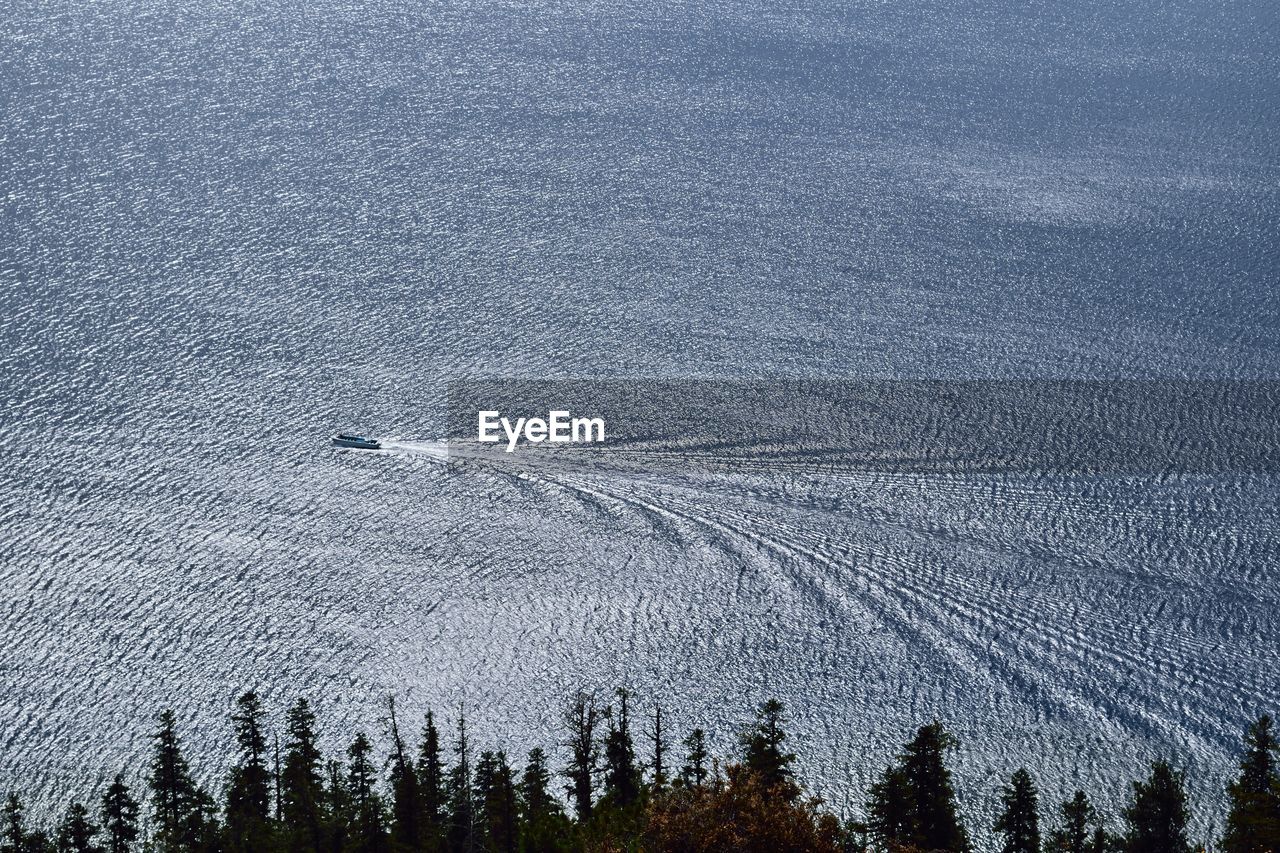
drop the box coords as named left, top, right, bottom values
left=379, top=439, right=452, bottom=463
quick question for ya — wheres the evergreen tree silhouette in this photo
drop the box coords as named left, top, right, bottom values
left=868, top=763, right=913, bottom=849
left=225, top=691, right=274, bottom=853
left=30, top=831, right=54, bottom=853
left=1123, top=760, right=1190, bottom=853
left=471, top=752, right=496, bottom=849
left=54, top=802, right=100, bottom=853
left=280, top=699, right=327, bottom=853
left=994, top=769, right=1040, bottom=853
left=1047, top=791, right=1096, bottom=853
left=1091, top=825, right=1123, bottom=853
left=2, top=794, right=27, bottom=853
left=147, top=710, right=201, bottom=852
left=328, top=759, right=352, bottom=853
left=680, top=730, right=709, bottom=788
left=562, top=694, right=599, bottom=822
left=346, top=734, right=387, bottom=853
left=274, top=734, right=283, bottom=823
left=99, top=776, right=138, bottom=853
left=386, top=698, right=422, bottom=853
left=416, top=712, right=444, bottom=851
left=188, top=789, right=221, bottom=853
left=602, top=689, right=640, bottom=809
left=739, top=699, right=797, bottom=796
left=516, top=750, right=566, bottom=853
left=1223, top=715, right=1280, bottom=853
left=473, top=751, right=517, bottom=853
left=901, top=721, right=970, bottom=853
left=445, top=711, right=476, bottom=853
left=869, top=722, right=970, bottom=853
left=1, top=805, right=51, bottom=853
left=647, top=706, right=668, bottom=791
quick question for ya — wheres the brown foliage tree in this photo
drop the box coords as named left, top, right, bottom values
left=637, top=765, right=841, bottom=853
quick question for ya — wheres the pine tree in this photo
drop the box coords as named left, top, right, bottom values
left=473, top=752, right=517, bottom=853
left=386, top=698, right=422, bottom=853
left=188, top=788, right=222, bottom=853
left=680, top=730, right=709, bottom=788
left=868, top=764, right=913, bottom=849
left=274, top=734, right=282, bottom=823
left=517, top=750, right=566, bottom=853
left=23, top=832, right=53, bottom=853
left=563, top=693, right=599, bottom=822
left=868, top=722, right=970, bottom=853
left=226, top=691, right=274, bottom=853
left=445, top=712, right=476, bottom=852
left=738, top=699, right=797, bottom=796
left=995, top=769, right=1040, bottom=853
left=54, top=803, right=101, bottom=853
left=602, top=689, right=640, bottom=809
left=147, top=710, right=200, bottom=852
left=901, top=721, right=970, bottom=853
left=416, top=712, right=444, bottom=851
left=1047, top=791, right=1096, bottom=853
left=99, top=776, right=139, bottom=853
left=647, top=705, right=668, bottom=791
left=1123, top=760, right=1190, bottom=853
left=328, top=759, right=352, bottom=853
left=281, top=699, right=327, bottom=853
left=346, top=733, right=388, bottom=853
left=2, top=794, right=26, bottom=853
left=490, top=752, right=517, bottom=853
left=1091, top=825, right=1123, bottom=853
left=471, top=752, right=497, bottom=849
left=1223, top=715, right=1280, bottom=853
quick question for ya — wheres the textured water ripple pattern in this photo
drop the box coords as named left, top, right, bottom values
left=2, top=0, right=1279, bottom=841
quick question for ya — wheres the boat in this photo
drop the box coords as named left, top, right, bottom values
left=332, top=433, right=382, bottom=450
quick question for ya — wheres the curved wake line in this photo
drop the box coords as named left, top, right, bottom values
left=373, top=441, right=1270, bottom=756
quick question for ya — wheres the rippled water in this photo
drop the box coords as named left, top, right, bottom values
left=2, top=0, right=1278, bottom=837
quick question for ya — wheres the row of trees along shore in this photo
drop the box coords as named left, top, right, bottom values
left=2, top=691, right=1279, bottom=853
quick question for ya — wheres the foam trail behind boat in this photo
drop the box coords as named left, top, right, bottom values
left=381, top=439, right=453, bottom=463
